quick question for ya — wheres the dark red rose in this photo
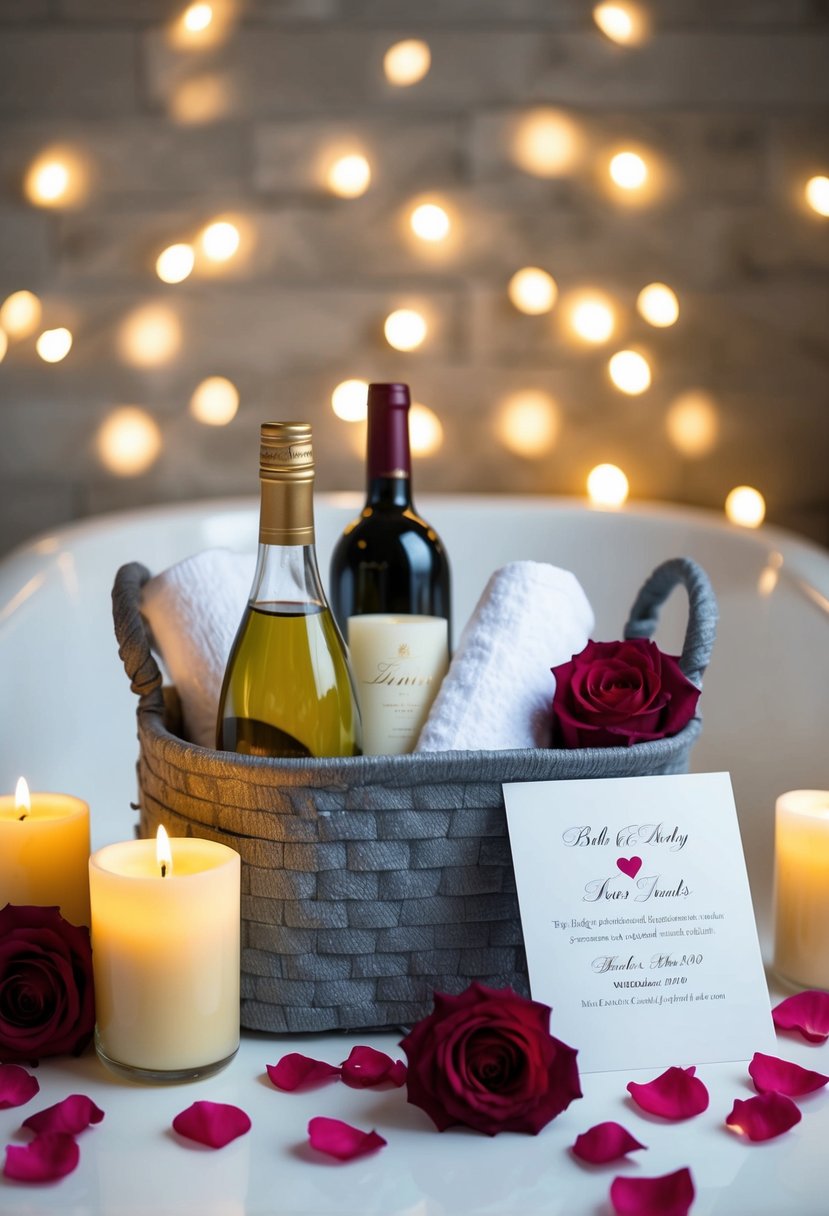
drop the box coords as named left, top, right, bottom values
left=551, top=638, right=700, bottom=748
left=0, top=905, right=95, bottom=1064
left=400, top=982, right=581, bottom=1136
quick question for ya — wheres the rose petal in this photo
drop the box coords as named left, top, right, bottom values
left=627, top=1066, right=709, bottom=1119
left=0, top=1064, right=39, bottom=1109
left=22, top=1094, right=105, bottom=1136
left=3, top=1133, right=80, bottom=1183
left=266, top=1053, right=341, bottom=1091
left=726, top=1092, right=802, bottom=1142
left=340, top=1045, right=407, bottom=1089
left=610, top=1167, right=695, bottom=1216
left=572, top=1121, right=647, bottom=1164
left=307, top=1116, right=387, bottom=1162
left=772, top=990, right=829, bottom=1043
left=172, top=1101, right=251, bottom=1149
left=748, top=1052, right=829, bottom=1098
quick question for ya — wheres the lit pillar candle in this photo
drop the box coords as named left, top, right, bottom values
left=773, top=790, right=829, bottom=990
left=89, top=827, right=241, bottom=1082
left=0, top=777, right=90, bottom=926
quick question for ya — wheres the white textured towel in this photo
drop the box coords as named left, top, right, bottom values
left=416, top=561, right=594, bottom=752
left=141, top=549, right=255, bottom=749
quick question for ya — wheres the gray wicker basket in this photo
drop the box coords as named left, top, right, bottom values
left=112, top=557, right=717, bottom=1034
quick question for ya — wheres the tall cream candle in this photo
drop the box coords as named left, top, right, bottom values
left=0, top=778, right=90, bottom=927
left=773, top=789, right=829, bottom=990
left=89, top=831, right=240, bottom=1082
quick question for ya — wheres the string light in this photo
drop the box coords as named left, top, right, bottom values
left=24, top=154, right=79, bottom=207
left=587, top=463, right=629, bottom=508
left=495, top=390, right=561, bottom=457
left=805, top=175, right=829, bottom=217
left=156, top=244, right=195, bottom=284
left=637, top=282, right=679, bottom=327
left=0, top=290, right=42, bottom=339
left=410, top=203, right=451, bottom=243
left=182, top=2, right=212, bottom=32
left=169, top=74, right=232, bottom=124
left=97, top=407, right=162, bottom=477
left=35, top=328, right=73, bottom=363
left=384, top=308, right=427, bottom=351
left=665, top=391, right=719, bottom=458
left=725, top=486, right=766, bottom=529
left=567, top=293, right=616, bottom=344
left=508, top=268, right=558, bottom=316
left=609, top=150, right=648, bottom=191
left=608, top=350, right=651, bottom=394
left=409, top=403, right=443, bottom=456
left=513, top=108, right=581, bottom=177
left=189, top=376, right=239, bottom=426
left=593, top=3, right=646, bottom=45
left=200, top=220, right=240, bottom=262
left=383, top=39, right=431, bottom=86
left=326, top=154, right=371, bottom=199
left=118, top=304, right=181, bottom=368
left=331, top=379, right=369, bottom=423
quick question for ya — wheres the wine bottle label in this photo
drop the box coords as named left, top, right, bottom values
left=347, top=615, right=449, bottom=756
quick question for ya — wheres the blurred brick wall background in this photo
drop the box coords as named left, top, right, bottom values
left=0, top=0, right=827, bottom=555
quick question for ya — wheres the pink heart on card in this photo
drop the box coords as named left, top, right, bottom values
left=617, top=856, right=642, bottom=879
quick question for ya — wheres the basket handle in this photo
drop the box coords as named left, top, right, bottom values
left=623, top=557, right=717, bottom=690
left=112, top=562, right=165, bottom=712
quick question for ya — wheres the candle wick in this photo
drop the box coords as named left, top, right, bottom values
left=18, top=811, right=27, bottom=822
left=161, top=862, right=167, bottom=878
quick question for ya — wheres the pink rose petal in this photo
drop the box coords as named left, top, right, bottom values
left=172, top=1101, right=251, bottom=1149
left=340, top=1045, right=407, bottom=1089
left=307, top=1116, right=387, bottom=1162
left=266, top=1053, right=341, bottom=1091
left=726, top=1092, right=802, bottom=1142
left=0, top=1064, right=39, bottom=1110
left=772, top=990, right=829, bottom=1043
left=610, top=1167, right=695, bottom=1216
left=572, top=1121, right=647, bottom=1164
left=627, top=1066, right=709, bottom=1120
left=748, top=1052, right=829, bottom=1098
left=23, top=1094, right=105, bottom=1136
left=3, top=1133, right=80, bottom=1183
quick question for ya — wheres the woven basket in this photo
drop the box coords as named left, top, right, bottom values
left=112, top=556, right=717, bottom=1034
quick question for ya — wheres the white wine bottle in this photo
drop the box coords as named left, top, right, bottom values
left=216, top=422, right=362, bottom=758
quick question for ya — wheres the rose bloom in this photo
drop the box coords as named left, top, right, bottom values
left=400, top=983, right=581, bottom=1135
left=551, top=638, right=700, bottom=748
left=0, top=905, right=95, bottom=1064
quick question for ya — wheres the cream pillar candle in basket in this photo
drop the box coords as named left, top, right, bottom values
left=773, top=790, right=829, bottom=991
left=0, top=778, right=90, bottom=926
left=89, top=831, right=241, bottom=1083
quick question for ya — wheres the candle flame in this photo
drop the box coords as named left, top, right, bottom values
left=156, top=824, right=172, bottom=878
left=15, top=777, right=30, bottom=820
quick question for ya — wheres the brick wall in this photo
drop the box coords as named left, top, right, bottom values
left=0, top=0, right=828, bottom=554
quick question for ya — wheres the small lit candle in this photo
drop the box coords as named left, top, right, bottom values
left=0, top=777, right=90, bottom=926
left=89, top=827, right=240, bottom=1082
left=774, top=790, right=829, bottom=990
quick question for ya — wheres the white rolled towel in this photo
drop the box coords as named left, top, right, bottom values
left=416, top=561, right=594, bottom=752
left=141, top=550, right=255, bottom=749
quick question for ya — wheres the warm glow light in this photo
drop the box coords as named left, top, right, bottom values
left=568, top=293, right=616, bottom=344
left=183, top=2, right=212, bottom=31
left=25, top=158, right=70, bottom=205
left=0, top=329, right=7, bottom=364
left=156, top=824, right=173, bottom=877
left=326, top=154, right=371, bottom=199
left=15, top=777, right=30, bottom=818
left=637, top=282, right=679, bottom=327
left=513, top=108, right=581, bottom=177
left=189, top=376, right=239, bottom=426
left=97, top=407, right=162, bottom=477
left=36, top=327, right=73, bottom=363
left=118, top=304, right=181, bottom=367
left=384, top=308, right=427, bottom=351
left=200, top=220, right=240, bottom=262
left=725, top=485, right=766, bottom=529
left=508, top=267, right=558, bottom=315
left=665, top=390, right=719, bottom=458
left=593, top=3, right=645, bottom=45
left=409, top=403, right=443, bottom=457
left=156, top=243, right=195, bottom=284
left=169, top=74, right=231, bottom=124
left=383, top=39, right=431, bottom=87
left=410, top=203, right=451, bottom=243
left=495, top=390, right=561, bottom=457
left=0, top=290, right=42, bottom=338
left=587, top=463, right=629, bottom=508
left=608, top=349, right=651, bottom=394
left=609, top=150, right=648, bottom=191
left=805, top=175, right=829, bottom=217
left=331, top=378, right=369, bottom=423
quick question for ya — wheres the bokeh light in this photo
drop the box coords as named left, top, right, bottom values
left=609, top=150, right=649, bottom=191
left=200, top=220, right=241, bottom=262
left=326, top=154, right=371, bottom=199
left=118, top=304, right=182, bottom=368
left=593, top=3, right=646, bottom=45
left=587, top=463, right=629, bottom=508
left=97, top=407, right=162, bottom=477
left=495, top=390, right=561, bottom=457
left=35, top=327, right=73, bottom=363
left=608, top=350, right=651, bottom=394
left=665, top=390, right=719, bottom=458
left=567, top=292, right=616, bottom=344
left=156, top=243, right=195, bottom=284
left=24, top=152, right=86, bottom=208
left=384, top=308, right=427, bottom=351
left=805, top=175, right=829, bottom=217
left=637, top=282, right=679, bottom=327
left=182, top=2, right=212, bottom=32
left=410, top=203, right=451, bottom=243
left=383, top=39, right=431, bottom=87
left=725, top=485, right=766, bottom=529
left=0, top=290, right=42, bottom=339
left=331, top=379, right=369, bottom=423
left=169, top=74, right=232, bottom=124
left=189, top=376, right=239, bottom=426
left=513, top=108, right=582, bottom=177
left=0, top=329, right=7, bottom=364
left=508, top=267, right=558, bottom=316
left=409, top=403, right=443, bottom=456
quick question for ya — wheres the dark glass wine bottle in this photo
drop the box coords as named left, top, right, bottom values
left=329, top=383, right=451, bottom=637
left=216, top=422, right=362, bottom=759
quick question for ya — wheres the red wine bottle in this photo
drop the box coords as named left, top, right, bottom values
left=329, top=382, right=451, bottom=636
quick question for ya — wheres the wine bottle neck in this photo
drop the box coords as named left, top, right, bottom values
left=366, top=397, right=413, bottom=506
left=366, top=475, right=412, bottom=507
left=258, top=473, right=315, bottom=546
